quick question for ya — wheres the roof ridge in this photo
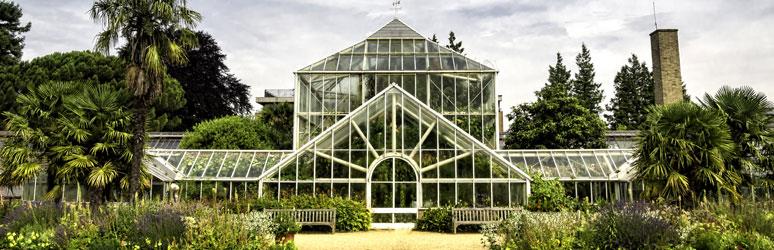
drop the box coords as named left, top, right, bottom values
left=368, top=18, right=424, bottom=39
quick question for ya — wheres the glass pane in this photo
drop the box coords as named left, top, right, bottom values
left=475, top=183, right=491, bottom=207
left=390, top=39, right=401, bottom=53
left=217, top=153, right=240, bottom=178
left=371, top=183, right=392, bottom=207
left=422, top=182, right=437, bottom=207
left=493, top=183, right=509, bottom=207
left=395, top=183, right=416, bottom=208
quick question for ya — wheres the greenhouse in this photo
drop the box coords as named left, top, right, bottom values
left=14, top=19, right=638, bottom=225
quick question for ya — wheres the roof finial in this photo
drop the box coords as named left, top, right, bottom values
left=392, top=0, right=401, bottom=19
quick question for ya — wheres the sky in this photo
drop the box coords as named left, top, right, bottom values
left=16, top=0, right=774, bottom=116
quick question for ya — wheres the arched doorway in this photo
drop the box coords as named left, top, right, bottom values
left=367, top=156, right=420, bottom=227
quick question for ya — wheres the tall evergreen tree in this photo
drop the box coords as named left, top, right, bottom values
left=605, top=54, right=655, bottom=130
left=0, top=0, right=31, bottom=66
left=446, top=31, right=464, bottom=53
left=168, top=31, right=252, bottom=130
left=430, top=34, right=438, bottom=43
left=504, top=53, right=606, bottom=149
left=570, top=44, right=603, bottom=114
left=539, top=53, right=572, bottom=99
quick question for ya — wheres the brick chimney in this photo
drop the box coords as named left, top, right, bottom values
left=650, top=29, right=683, bottom=105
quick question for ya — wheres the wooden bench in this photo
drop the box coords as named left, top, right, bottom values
left=451, top=208, right=519, bottom=233
left=265, top=209, right=337, bottom=233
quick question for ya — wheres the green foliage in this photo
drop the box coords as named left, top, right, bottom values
left=700, top=86, right=774, bottom=187
left=272, top=213, right=301, bottom=238
left=0, top=82, right=141, bottom=203
left=3, top=224, right=55, bottom=250
left=168, top=31, right=252, bottom=130
left=526, top=173, right=572, bottom=212
left=482, top=210, right=585, bottom=250
left=585, top=202, right=681, bottom=249
left=0, top=202, right=280, bottom=249
left=416, top=206, right=452, bottom=232
left=570, top=44, right=603, bottom=114
left=0, top=0, right=31, bottom=66
left=605, top=54, right=655, bottom=130
left=91, top=0, right=201, bottom=200
left=634, top=102, right=740, bottom=203
left=0, top=51, right=186, bottom=130
left=504, top=53, right=607, bottom=149
left=276, top=195, right=371, bottom=232
left=181, top=116, right=268, bottom=149
left=256, top=103, right=294, bottom=149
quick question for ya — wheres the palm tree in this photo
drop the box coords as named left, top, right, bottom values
left=633, top=102, right=740, bottom=204
left=700, top=86, right=774, bottom=195
left=56, top=84, right=136, bottom=205
left=90, top=0, right=200, bottom=201
left=1, top=82, right=136, bottom=204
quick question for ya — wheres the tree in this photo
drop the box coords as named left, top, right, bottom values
left=504, top=54, right=607, bottom=149
left=430, top=34, right=438, bottom=43
left=255, top=103, right=294, bottom=149
left=1, top=82, right=139, bottom=205
left=700, top=86, right=774, bottom=189
left=0, top=51, right=186, bottom=130
left=181, top=103, right=294, bottom=150
left=542, top=53, right=571, bottom=99
left=446, top=31, right=464, bottom=53
left=633, top=102, right=739, bottom=203
left=605, top=54, right=655, bottom=130
left=0, top=0, right=31, bottom=66
left=168, top=31, right=252, bottom=130
left=180, top=116, right=268, bottom=150
left=570, top=44, right=603, bottom=114
left=91, top=0, right=201, bottom=201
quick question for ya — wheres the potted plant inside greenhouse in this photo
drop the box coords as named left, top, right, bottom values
left=273, top=213, right=302, bottom=243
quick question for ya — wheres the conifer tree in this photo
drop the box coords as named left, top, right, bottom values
left=570, top=44, right=604, bottom=114
left=446, top=31, right=464, bottom=53
left=504, top=53, right=606, bottom=149
left=0, top=0, right=31, bottom=66
left=605, top=54, right=655, bottom=130
left=539, top=53, right=572, bottom=99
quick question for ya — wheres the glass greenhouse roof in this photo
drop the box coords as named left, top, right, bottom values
left=147, top=149, right=293, bottom=181
left=298, top=19, right=494, bottom=72
left=496, top=149, right=634, bottom=181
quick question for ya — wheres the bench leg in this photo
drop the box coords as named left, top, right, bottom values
left=452, top=223, right=457, bottom=234
left=332, top=224, right=336, bottom=234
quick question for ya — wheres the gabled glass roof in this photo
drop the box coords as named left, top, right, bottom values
left=496, top=149, right=634, bottom=181
left=259, top=84, right=527, bottom=181
left=147, top=149, right=293, bottom=181
left=298, top=19, right=494, bottom=72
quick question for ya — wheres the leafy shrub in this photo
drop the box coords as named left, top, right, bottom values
left=416, top=206, right=452, bottom=232
left=273, top=213, right=301, bottom=242
left=482, top=211, right=585, bottom=250
left=274, top=195, right=370, bottom=232
left=586, top=202, right=680, bottom=249
left=1, top=204, right=62, bottom=235
left=3, top=224, right=55, bottom=250
left=526, top=173, right=571, bottom=212
left=180, top=116, right=268, bottom=149
left=134, top=208, right=186, bottom=248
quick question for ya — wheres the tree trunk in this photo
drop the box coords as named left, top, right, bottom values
left=129, top=97, right=148, bottom=203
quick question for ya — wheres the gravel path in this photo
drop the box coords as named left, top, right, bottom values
left=293, top=230, right=485, bottom=250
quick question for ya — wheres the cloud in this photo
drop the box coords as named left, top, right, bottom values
left=16, top=0, right=774, bottom=123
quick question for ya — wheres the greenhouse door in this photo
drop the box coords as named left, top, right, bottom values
left=368, top=157, right=419, bottom=229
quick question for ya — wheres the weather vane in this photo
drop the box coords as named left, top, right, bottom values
left=392, top=0, right=401, bottom=18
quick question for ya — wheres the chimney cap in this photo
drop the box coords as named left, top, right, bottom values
left=650, top=29, right=678, bottom=36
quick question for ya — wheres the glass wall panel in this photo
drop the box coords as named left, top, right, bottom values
left=493, top=183, right=509, bottom=207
